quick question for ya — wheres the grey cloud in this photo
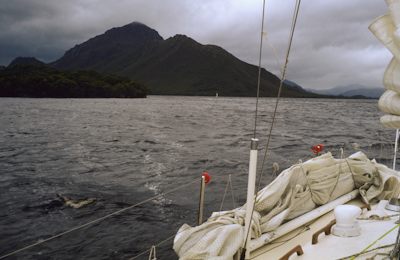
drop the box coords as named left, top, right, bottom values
left=0, top=0, right=391, bottom=90
left=256, top=0, right=390, bottom=89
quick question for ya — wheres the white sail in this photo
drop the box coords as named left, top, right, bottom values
left=384, top=58, right=400, bottom=93
left=379, top=89, right=400, bottom=115
left=381, top=114, right=400, bottom=128
left=369, top=0, right=400, bottom=128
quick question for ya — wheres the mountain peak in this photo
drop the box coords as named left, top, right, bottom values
left=8, top=57, right=45, bottom=67
left=104, top=22, right=163, bottom=41
left=52, top=22, right=163, bottom=70
left=126, top=21, right=147, bottom=27
left=166, top=34, right=201, bottom=49
left=172, top=34, right=190, bottom=39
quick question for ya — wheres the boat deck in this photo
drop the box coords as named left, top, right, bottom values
left=251, top=200, right=399, bottom=260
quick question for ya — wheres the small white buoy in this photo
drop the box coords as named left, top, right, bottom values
left=351, top=143, right=360, bottom=150
left=272, top=162, right=279, bottom=176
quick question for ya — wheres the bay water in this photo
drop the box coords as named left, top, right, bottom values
left=0, top=96, right=395, bottom=259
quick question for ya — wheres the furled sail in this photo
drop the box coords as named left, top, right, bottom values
left=370, top=0, right=400, bottom=128
left=173, top=152, right=400, bottom=259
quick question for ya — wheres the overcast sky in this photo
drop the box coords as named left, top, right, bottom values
left=0, top=0, right=391, bottom=90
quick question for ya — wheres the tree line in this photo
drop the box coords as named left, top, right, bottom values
left=0, top=64, right=147, bottom=98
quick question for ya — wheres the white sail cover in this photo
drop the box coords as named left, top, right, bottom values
left=173, top=152, right=400, bottom=259
left=370, top=0, right=400, bottom=128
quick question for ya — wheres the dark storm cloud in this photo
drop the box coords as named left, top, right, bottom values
left=0, top=0, right=96, bottom=64
left=0, top=0, right=391, bottom=89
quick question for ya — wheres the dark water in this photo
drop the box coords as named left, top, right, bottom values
left=0, top=96, right=396, bottom=259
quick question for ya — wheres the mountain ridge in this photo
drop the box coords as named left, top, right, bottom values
left=307, top=84, right=384, bottom=98
left=52, top=22, right=319, bottom=97
left=9, top=57, right=46, bottom=67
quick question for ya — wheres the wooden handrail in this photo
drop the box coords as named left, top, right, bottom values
left=312, top=219, right=336, bottom=245
left=279, top=245, right=304, bottom=260
left=360, top=203, right=371, bottom=211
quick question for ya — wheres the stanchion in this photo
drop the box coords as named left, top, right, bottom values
left=198, top=175, right=206, bottom=225
left=198, top=172, right=211, bottom=225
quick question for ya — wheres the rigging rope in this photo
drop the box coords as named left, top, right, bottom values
left=391, top=213, right=400, bottom=258
left=337, top=243, right=395, bottom=260
left=229, top=174, right=236, bottom=209
left=204, top=94, right=220, bottom=172
left=349, top=223, right=400, bottom=260
left=243, top=0, right=302, bottom=253
left=148, top=245, right=157, bottom=260
left=128, top=225, right=192, bottom=260
left=129, top=234, right=176, bottom=260
left=0, top=178, right=199, bottom=260
left=257, top=0, right=302, bottom=192
left=219, top=174, right=236, bottom=212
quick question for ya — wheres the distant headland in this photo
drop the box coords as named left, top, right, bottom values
left=0, top=58, right=146, bottom=98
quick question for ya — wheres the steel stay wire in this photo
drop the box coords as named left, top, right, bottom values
left=257, top=0, right=302, bottom=192
left=253, top=0, right=267, bottom=139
